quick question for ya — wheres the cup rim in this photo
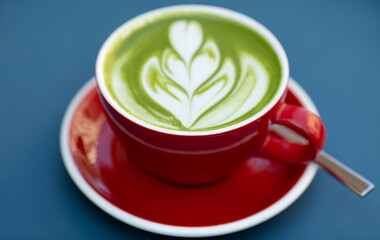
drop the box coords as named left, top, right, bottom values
left=95, top=4, right=289, bottom=136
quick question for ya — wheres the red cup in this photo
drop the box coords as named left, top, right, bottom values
left=95, top=5, right=326, bottom=185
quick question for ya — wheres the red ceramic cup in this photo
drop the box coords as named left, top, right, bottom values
left=95, top=5, right=326, bottom=185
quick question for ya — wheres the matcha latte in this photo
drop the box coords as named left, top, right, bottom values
left=102, top=10, right=283, bottom=131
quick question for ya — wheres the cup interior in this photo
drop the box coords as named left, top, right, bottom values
left=95, top=5, right=289, bottom=136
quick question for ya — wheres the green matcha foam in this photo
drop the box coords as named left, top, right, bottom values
left=103, top=12, right=282, bottom=131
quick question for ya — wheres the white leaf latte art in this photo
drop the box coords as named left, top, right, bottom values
left=109, top=19, right=272, bottom=131
left=140, top=20, right=269, bottom=129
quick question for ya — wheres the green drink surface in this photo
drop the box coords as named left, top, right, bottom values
left=103, top=11, right=282, bottom=131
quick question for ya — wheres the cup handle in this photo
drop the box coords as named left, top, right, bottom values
left=259, top=103, right=326, bottom=164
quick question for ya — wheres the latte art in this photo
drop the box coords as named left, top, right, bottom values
left=104, top=13, right=282, bottom=131
left=140, top=20, right=269, bottom=129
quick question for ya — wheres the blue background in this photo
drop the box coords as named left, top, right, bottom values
left=1, top=0, right=379, bottom=239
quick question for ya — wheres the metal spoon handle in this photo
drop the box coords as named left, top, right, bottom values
left=315, top=151, right=374, bottom=197
left=271, top=125, right=374, bottom=197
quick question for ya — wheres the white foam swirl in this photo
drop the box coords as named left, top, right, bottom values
left=116, top=20, right=270, bottom=130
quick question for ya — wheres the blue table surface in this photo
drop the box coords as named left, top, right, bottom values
left=1, top=0, right=379, bottom=239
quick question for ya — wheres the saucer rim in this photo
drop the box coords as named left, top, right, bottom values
left=60, top=77, right=319, bottom=238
